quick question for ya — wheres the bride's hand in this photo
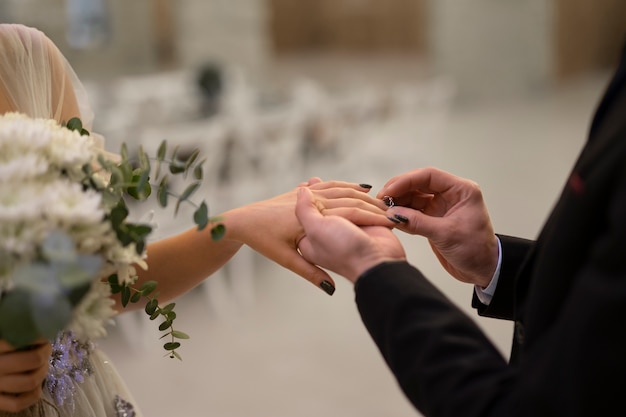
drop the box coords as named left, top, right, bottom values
left=0, top=339, right=52, bottom=412
left=223, top=179, right=394, bottom=295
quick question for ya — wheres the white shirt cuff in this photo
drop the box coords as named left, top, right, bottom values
left=474, top=237, right=502, bottom=306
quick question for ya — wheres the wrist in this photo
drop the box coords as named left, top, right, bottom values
left=345, top=255, right=405, bottom=284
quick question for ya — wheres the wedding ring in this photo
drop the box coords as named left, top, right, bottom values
left=383, top=195, right=394, bottom=207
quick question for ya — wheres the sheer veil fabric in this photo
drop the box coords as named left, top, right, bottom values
left=0, top=24, right=141, bottom=417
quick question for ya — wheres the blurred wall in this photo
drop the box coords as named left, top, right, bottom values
left=268, top=0, right=427, bottom=54
left=555, top=0, right=626, bottom=79
left=1, top=0, right=625, bottom=95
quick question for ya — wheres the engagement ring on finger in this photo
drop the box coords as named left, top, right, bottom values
left=383, top=195, right=395, bottom=207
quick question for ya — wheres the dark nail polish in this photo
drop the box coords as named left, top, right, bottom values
left=359, top=183, right=372, bottom=189
left=387, top=216, right=401, bottom=224
left=394, top=214, right=409, bottom=223
left=320, top=280, right=336, bottom=296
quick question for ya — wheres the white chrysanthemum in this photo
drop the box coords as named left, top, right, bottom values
left=0, top=154, right=49, bottom=182
left=0, top=181, right=49, bottom=222
left=43, top=179, right=105, bottom=226
left=69, top=280, right=116, bottom=340
left=0, top=113, right=94, bottom=180
left=104, top=244, right=148, bottom=285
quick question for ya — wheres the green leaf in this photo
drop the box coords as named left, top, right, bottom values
left=145, top=298, right=158, bottom=315
left=157, top=176, right=169, bottom=208
left=193, top=163, right=204, bottom=180
left=41, top=230, right=76, bottom=263
left=0, top=290, right=40, bottom=348
left=121, top=143, right=128, bottom=162
left=211, top=223, right=226, bottom=241
left=121, top=286, right=131, bottom=307
left=194, top=202, right=209, bottom=230
left=65, top=117, right=83, bottom=132
left=157, top=140, right=167, bottom=161
left=149, top=310, right=160, bottom=320
left=179, top=182, right=200, bottom=203
left=156, top=140, right=167, bottom=179
left=139, top=280, right=158, bottom=296
left=31, top=292, right=73, bottom=341
left=127, top=172, right=152, bottom=200
left=184, top=149, right=200, bottom=171
left=130, top=291, right=142, bottom=303
left=161, top=303, right=175, bottom=313
left=159, top=320, right=172, bottom=331
left=163, top=342, right=180, bottom=351
left=169, top=160, right=186, bottom=175
left=170, top=350, right=182, bottom=360
left=110, top=202, right=129, bottom=229
left=172, top=330, right=190, bottom=340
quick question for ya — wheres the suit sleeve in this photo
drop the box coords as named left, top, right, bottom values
left=354, top=262, right=519, bottom=417
left=471, top=235, right=534, bottom=320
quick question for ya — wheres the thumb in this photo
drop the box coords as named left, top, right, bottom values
left=295, top=187, right=323, bottom=230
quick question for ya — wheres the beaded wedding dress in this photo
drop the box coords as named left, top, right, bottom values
left=0, top=24, right=143, bottom=417
left=1, top=332, right=142, bottom=417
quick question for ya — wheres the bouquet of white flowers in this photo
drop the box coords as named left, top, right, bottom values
left=0, top=112, right=222, bottom=359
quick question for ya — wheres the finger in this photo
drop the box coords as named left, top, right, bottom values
left=296, top=187, right=326, bottom=227
left=315, top=189, right=388, bottom=210
left=309, top=180, right=374, bottom=193
left=283, top=251, right=336, bottom=296
left=0, top=371, right=44, bottom=393
left=386, top=206, right=448, bottom=239
left=0, top=345, right=51, bottom=375
left=0, top=388, right=42, bottom=413
left=320, top=194, right=389, bottom=213
left=322, top=207, right=396, bottom=227
left=377, top=167, right=458, bottom=199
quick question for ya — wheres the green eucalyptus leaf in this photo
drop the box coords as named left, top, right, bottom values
left=211, top=224, right=226, bottom=241
left=121, top=143, right=128, bottom=162
left=193, top=163, right=204, bottom=180
left=170, top=350, right=182, bottom=360
left=31, top=291, right=73, bottom=341
left=55, top=254, right=103, bottom=289
left=110, top=202, right=129, bottom=228
left=41, top=230, right=76, bottom=263
left=172, top=330, right=190, bottom=340
left=11, top=263, right=62, bottom=296
left=163, top=342, right=180, bottom=351
left=159, top=320, right=172, bottom=331
left=139, top=280, right=158, bottom=296
left=65, top=117, right=83, bottom=132
left=145, top=298, right=158, bottom=315
left=127, top=172, right=152, bottom=200
left=157, top=140, right=167, bottom=161
left=157, top=176, right=169, bottom=208
left=185, top=149, right=200, bottom=167
left=130, top=292, right=142, bottom=303
left=121, top=286, right=131, bottom=307
left=179, top=182, right=200, bottom=203
left=193, top=202, right=209, bottom=230
left=161, top=303, right=175, bottom=313
left=0, top=290, right=41, bottom=348
left=169, top=160, right=186, bottom=175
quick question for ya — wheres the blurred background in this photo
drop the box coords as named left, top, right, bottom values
left=2, top=1, right=625, bottom=416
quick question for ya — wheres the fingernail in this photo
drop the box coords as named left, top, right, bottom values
left=387, top=216, right=401, bottom=224
left=359, top=183, right=372, bottom=189
left=320, top=280, right=336, bottom=296
left=394, top=214, right=409, bottom=223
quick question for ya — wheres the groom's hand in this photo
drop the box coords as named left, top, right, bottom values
left=295, top=187, right=406, bottom=284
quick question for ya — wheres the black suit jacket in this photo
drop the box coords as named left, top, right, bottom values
left=354, top=45, right=626, bottom=417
